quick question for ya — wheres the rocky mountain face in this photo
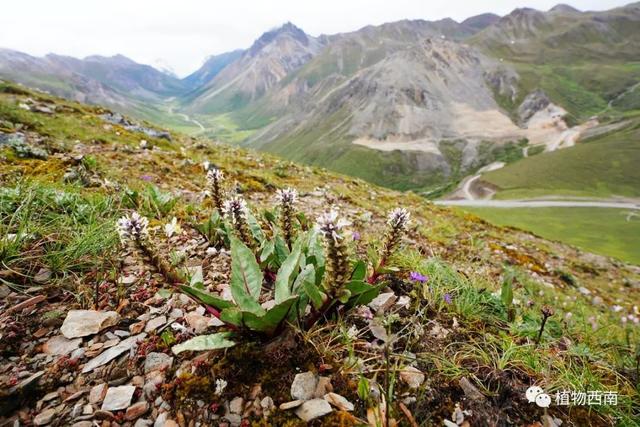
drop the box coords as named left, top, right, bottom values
left=0, top=3, right=638, bottom=193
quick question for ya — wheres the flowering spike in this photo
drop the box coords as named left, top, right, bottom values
left=380, top=208, right=410, bottom=264
left=206, top=168, right=226, bottom=217
left=275, top=187, right=298, bottom=248
left=223, top=196, right=254, bottom=248
left=116, top=211, right=149, bottom=243
left=316, top=210, right=351, bottom=294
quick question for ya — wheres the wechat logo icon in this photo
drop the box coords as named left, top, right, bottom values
left=526, top=385, right=551, bottom=408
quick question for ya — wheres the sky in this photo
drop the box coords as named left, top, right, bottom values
left=0, top=0, right=631, bottom=77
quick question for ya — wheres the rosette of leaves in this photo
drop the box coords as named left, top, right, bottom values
left=176, top=230, right=382, bottom=352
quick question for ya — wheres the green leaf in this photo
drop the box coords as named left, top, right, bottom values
left=350, top=260, right=367, bottom=282
left=274, top=237, right=304, bottom=303
left=243, top=296, right=298, bottom=334
left=230, top=236, right=264, bottom=315
left=179, top=285, right=234, bottom=310
left=346, top=282, right=384, bottom=307
left=246, top=210, right=265, bottom=244
left=171, top=332, right=236, bottom=355
left=260, top=240, right=275, bottom=263
left=220, top=307, right=244, bottom=326
left=189, top=266, right=204, bottom=287
left=156, top=288, right=173, bottom=299
left=273, top=234, right=290, bottom=265
left=296, top=265, right=324, bottom=310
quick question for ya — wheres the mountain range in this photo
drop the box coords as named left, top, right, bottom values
left=1, top=2, right=639, bottom=194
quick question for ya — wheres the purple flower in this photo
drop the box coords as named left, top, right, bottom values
left=140, top=175, right=153, bottom=182
left=409, top=271, right=428, bottom=283
left=352, top=231, right=361, bottom=241
left=443, top=293, right=453, bottom=305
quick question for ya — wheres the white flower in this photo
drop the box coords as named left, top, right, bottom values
left=202, top=161, right=211, bottom=171
left=206, top=168, right=224, bottom=185
left=387, top=208, right=410, bottom=230
left=139, top=140, right=148, bottom=149
left=612, top=305, right=624, bottom=313
left=215, top=378, right=228, bottom=396
left=346, top=325, right=358, bottom=340
left=116, top=212, right=149, bottom=242
left=275, top=187, right=298, bottom=205
left=223, top=197, right=248, bottom=223
left=164, top=217, right=182, bottom=238
left=316, top=210, right=351, bottom=242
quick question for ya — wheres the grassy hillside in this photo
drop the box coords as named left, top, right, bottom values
left=481, top=115, right=640, bottom=199
left=1, top=81, right=639, bottom=425
left=463, top=207, right=640, bottom=265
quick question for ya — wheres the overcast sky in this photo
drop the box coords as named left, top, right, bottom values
left=0, top=0, right=631, bottom=77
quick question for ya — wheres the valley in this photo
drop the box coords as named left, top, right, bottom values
left=1, top=3, right=639, bottom=263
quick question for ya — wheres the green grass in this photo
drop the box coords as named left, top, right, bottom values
left=461, top=206, right=640, bottom=265
left=482, top=116, right=640, bottom=199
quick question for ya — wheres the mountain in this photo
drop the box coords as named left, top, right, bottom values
left=470, top=2, right=640, bottom=62
left=182, top=50, right=244, bottom=89
left=182, top=23, right=325, bottom=113
left=0, top=3, right=639, bottom=196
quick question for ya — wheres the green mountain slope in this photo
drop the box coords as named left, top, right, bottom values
left=481, top=114, right=640, bottom=199
left=1, top=80, right=639, bottom=425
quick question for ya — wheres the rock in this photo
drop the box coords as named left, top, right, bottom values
left=260, top=396, right=274, bottom=412
left=324, top=393, right=354, bottom=411
left=134, top=419, right=153, bottom=427
left=185, top=313, right=210, bottom=333
left=144, top=316, right=166, bottom=333
left=33, top=268, right=52, bottom=283
left=82, top=333, right=146, bottom=373
left=125, top=401, right=150, bottom=420
left=154, top=412, right=169, bottom=427
left=143, top=370, right=165, bottom=398
left=458, top=377, right=485, bottom=401
left=313, top=376, right=332, bottom=398
left=101, top=385, right=136, bottom=411
left=61, top=310, right=120, bottom=339
left=279, top=400, right=304, bottom=410
left=368, top=292, right=397, bottom=312
left=294, top=398, right=333, bottom=422
left=290, top=371, right=318, bottom=400
left=399, top=366, right=425, bottom=389
left=229, top=397, right=244, bottom=414
left=6, top=295, right=46, bottom=314
left=34, top=408, right=56, bottom=425
left=144, top=352, right=173, bottom=373
left=43, top=335, right=82, bottom=356
left=71, top=422, right=93, bottom=427
left=443, top=420, right=458, bottom=427
left=517, top=89, right=551, bottom=124
left=89, top=383, right=108, bottom=404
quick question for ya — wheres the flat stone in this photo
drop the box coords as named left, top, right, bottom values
left=229, top=396, right=244, bottom=414
left=101, top=385, right=136, bottom=411
left=144, top=352, right=173, bottom=374
left=458, top=377, right=485, bottom=401
left=324, top=393, right=354, bottom=411
left=399, top=366, right=425, bottom=389
left=279, top=400, right=304, bottom=410
left=125, top=401, right=150, bottom=420
left=43, top=335, right=82, bottom=356
left=61, top=310, right=120, bottom=339
left=144, top=316, right=166, bottom=333
left=82, top=333, right=146, bottom=373
left=185, top=313, right=209, bottom=334
left=34, top=408, right=56, bottom=425
left=368, top=292, right=397, bottom=312
left=290, top=371, right=318, bottom=400
left=89, top=383, right=108, bottom=404
left=295, top=398, right=333, bottom=422
left=313, top=376, right=332, bottom=398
